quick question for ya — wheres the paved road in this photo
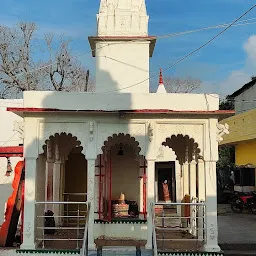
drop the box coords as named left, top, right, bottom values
left=218, top=204, right=256, bottom=244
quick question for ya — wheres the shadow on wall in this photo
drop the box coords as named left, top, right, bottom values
left=21, top=68, right=137, bottom=248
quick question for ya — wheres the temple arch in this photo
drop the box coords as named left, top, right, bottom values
left=162, top=134, right=202, bottom=165
left=40, top=132, right=87, bottom=229
left=161, top=134, right=204, bottom=202
left=95, top=133, right=147, bottom=222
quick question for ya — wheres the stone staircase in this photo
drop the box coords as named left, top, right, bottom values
left=155, top=206, right=203, bottom=253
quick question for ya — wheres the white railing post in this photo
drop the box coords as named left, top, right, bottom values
left=81, top=202, right=91, bottom=256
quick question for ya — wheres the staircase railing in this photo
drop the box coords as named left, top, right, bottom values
left=81, top=202, right=91, bottom=256
left=151, top=203, right=158, bottom=256
left=36, top=201, right=88, bottom=249
left=154, top=201, right=205, bottom=251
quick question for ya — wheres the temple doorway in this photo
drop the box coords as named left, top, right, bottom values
left=155, top=162, right=176, bottom=202
left=96, top=133, right=147, bottom=221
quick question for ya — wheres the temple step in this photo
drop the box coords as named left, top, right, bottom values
left=98, top=246, right=140, bottom=256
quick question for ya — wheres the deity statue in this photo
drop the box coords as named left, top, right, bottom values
left=162, top=180, right=171, bottom=202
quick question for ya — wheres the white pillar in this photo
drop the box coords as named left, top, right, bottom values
left=190, top=160, right=197, bottom=199
left=20, top=157, right=37, bottom=250
left=176, top=162, right=182, bottom=217
left=87, top=158, right=96, bottom=250
left=145, top=160, right=155, bottom=250
left=198, top=157, right=206, bottom=241
left=198, top=159, right=206, bottom=202
left=53, top=162, right=61, bottom=225
left=204, top=161, right=220, bottom=252
left=44, top=162, right=49, bottom=211
left=190, top=160, right=197, bottom=236
left=183, top=162, right=189, bottom=196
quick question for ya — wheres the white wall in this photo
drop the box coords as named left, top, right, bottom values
left=111, top=145, right=140, bottom=203
left=0, top=99, right=23, bottom=226
left=94, top=223, right=147, bottom=240
left=95, top=41, right=150, bottom=93
left=23, top=91, right=220, bottom=111
left=235, top=84, right=256, bottom=114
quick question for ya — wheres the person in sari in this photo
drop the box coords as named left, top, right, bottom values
left=162, top=180, right=171, bottom=202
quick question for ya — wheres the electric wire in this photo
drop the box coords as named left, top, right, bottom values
left=103, top=4, right=256, bottom=93
left=1, top=16, right=256, bottom=84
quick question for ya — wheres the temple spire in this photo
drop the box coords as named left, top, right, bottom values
left=97, top=0, right=149, bottom=36
left=157, top=68, right=167, bottom=94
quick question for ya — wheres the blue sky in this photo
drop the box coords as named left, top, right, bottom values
left=1, top=0, right=256, bottom=96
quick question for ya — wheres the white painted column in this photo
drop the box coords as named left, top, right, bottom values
left=198, top=158, right=206, bottom=241
left=198, top=159, right=206, bottom=201
left=183, top=162, right=189, bottom=196
left=176, top=162, right=182, bottom=217
left=189, top=160, right=197, bottom=236
left=87, top=158, right=96, bottom=250
left=204, top=160, right=220, bottom=252
left=145, top=160, right=155, bottom=250
left=189, top=160, right=197, bottom=199
left=20, top=157, right=37, bottom=250
left=44, top=162, right=49, bottom=211
left=53, top=162, right=61, bottom=226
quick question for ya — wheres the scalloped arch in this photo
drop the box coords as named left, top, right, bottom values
left=42, top=132, right=84, bottom=161
left=100, top=133, right=142, bottom=156
left=162, top=134, right=201, bottom=164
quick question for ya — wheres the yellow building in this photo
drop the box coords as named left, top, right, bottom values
left=220, top=78, right=256, bottom=166
left=220, top=108, right=256, bottom=166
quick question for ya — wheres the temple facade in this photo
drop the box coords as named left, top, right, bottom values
left=0, top=1, right=233, bottom=255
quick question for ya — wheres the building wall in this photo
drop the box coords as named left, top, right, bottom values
left=235, top=84, right=256, bottom=114
left=65, top=153, right=87, bottom=196
left=0, top=100, right=23, bottom=226
left=20, top=112, right=219, bottom=248
left=235, top=140, right=256, bottom=166
left=23, top=91, right=220, bottom=112
left=95, top=41, right=150, bottom=93
left=111, top=144, right=140, bottom=203
left=220, top=108, right=256, bottom=145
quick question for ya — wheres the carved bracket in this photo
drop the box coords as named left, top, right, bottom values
left=89, top=121, right=94, bottom=141
left=148, top=123, right=153, bottom=142
left=217, top=123, right=229, bottom=142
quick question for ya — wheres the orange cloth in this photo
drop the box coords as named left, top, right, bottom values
left=162, top=183, right=171, bottom=201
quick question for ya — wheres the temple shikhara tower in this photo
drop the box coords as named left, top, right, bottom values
left=97, top=0, right=148, bottom=36
left=89, top=0, right=155, bottom=93
left=0, top=1, right=232, bottom=256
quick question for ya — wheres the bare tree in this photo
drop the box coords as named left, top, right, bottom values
left=0, top=22, right=92, bottom=98
left=164, top=76, right=201, bottom=93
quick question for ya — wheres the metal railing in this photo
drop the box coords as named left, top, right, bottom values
left=35, top=201, right=88, bottom=250
left=81, top=202, right=91, bottom=256
left=154, top=199, right=205, bottom=251
left=63, top=193, right=87, bottom=226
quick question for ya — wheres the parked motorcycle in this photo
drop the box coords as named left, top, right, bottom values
left=229, top=191, right=256, bottom=213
